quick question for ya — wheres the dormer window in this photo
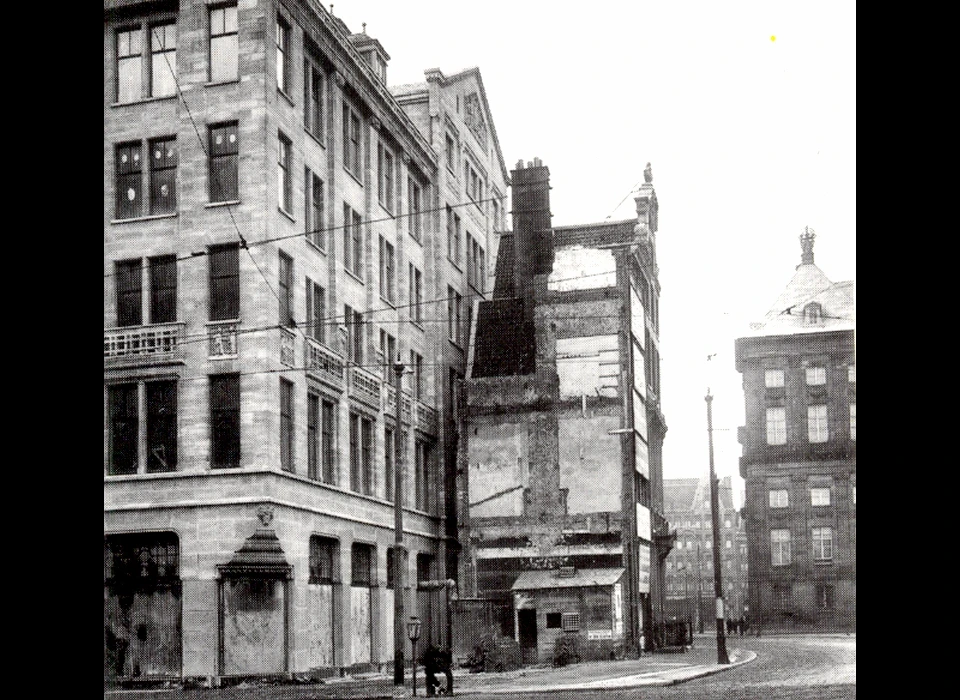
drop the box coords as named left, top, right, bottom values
left=803, top=302, right=823, bottom=324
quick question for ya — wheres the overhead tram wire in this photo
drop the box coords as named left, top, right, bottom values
left=104, top=190, right=517, bottom=279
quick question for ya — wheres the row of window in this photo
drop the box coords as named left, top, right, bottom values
left=674, top=539, right=735, bottom=550
left=770, top=527, right=834, bottom=566
left=115, top=6, right=238, bottom=104
left=113, top=9, right=437, bottom=240
left=764, top=403, right=856, bottom=445
left=764, top=365, right=856, bottom=388
left=444, top=130, right=496, bottom=217
left=771, top=583, right=836, bottom=611
left=768, top=486, right=855, bottom=509
left=113, top=245, right=428, bottom=366
left=107, top=376, right=433, bottom=510
left=309, top=537, right=436, bottom=589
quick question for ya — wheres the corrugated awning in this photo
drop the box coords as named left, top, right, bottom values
left=511, top=567, right=625, bottom=591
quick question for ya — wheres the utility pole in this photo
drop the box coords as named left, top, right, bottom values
left=705, top=389, right=730, bottom=664
left=394, top=358, right=407, bottom=695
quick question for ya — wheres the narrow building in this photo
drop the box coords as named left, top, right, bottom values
left=464, top=160, right=671, bottom=661
left=104, top=0, right=506, bottom=684
left=734, top=229, right=856, bottom=631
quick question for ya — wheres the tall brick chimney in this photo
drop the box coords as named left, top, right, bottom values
left=510, top=158, right=553, bottom=321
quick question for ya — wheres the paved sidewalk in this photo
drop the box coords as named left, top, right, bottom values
left=105, top=639, right=756, bottom=699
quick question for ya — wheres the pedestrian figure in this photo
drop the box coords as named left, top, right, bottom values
left=423, top=644, right=454, bottom=696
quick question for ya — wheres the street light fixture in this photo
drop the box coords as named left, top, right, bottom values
left=407, top=616, right=422, bottom=696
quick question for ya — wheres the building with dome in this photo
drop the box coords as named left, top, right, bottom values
left=734, top=229, right=855, bottom=631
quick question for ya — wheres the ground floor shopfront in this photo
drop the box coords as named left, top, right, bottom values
left=104, top=499, right=446, bottom=685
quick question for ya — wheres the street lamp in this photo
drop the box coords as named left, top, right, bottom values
left=408, top=616, right=422, bottom=696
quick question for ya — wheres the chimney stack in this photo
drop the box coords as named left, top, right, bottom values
left=510, top=158, right=553, bottom=319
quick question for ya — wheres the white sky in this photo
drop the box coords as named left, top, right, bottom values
left=333, top=1, right=856, bottom=503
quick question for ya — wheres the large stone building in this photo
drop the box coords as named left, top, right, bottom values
left=663, top=477, right=747, bottom=631
left=464, top=161, right=671, bottom=662
left=104, top=0, right=506, bottom=684
left=734, top=229, right=855, bottom=631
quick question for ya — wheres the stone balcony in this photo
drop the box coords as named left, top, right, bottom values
left=304, top=336, right=344, bottom=390
left=104, top=322, right=185, bottom=368
left=415, top=400, right=438, bottom=436
left=349, top=364, right=381, bottom=408
left=384, top=383, right=413, bottom=424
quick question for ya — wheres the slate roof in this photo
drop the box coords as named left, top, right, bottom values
left=511, top=568, right=625, bottom=591
left=746, top=261, right=855, bottom=337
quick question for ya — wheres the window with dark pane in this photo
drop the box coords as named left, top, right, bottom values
left=305, top=278, right=325, bottom=343
left=280, top=378, right=294, bottom=472
left=351, top=543, right=372, bottom=586
left=209, top=4, right=238, bottom=83
left=361, top=415, right=373, bottom=495
left=210, top=373, right=240, bottom=468
left=408, top=178, right=423, bottom=242
left=384, top=426, right=394, bottom=502
left=147, top=380, right=177, bottom=472
left=311, top=173, right=324, bottom=248
left=149, top=255, right=177, bottom=323
left=208, top=244, right=239, bottom=321
left=148, top=137, right=176, bottom=215
left=416, top=439, right=431, bottom=512
left=108, top=383, right=139, bottom=475
left=275, top=14, right=290, bottom=94
left=307, top=392, right=319, bottom=480
left=349, top=412, right=360, bottom=491
left=310, top=536, right=337, bottom=584
left=417, top=552, right=434, bottom=585
left=304, top=57, right=323, bottom=139
left=321, top=398, right=335, bottom=483
left=208, top=122, right=239, bottom=202
left=278, top=132, right=292, bottom=212
left=116, top=28, right=143, bottom=103
left=278, top=251, right=293, bottom=327
left=149, top=22, right=176, bottom=98
left=342, top=105, right=361, bottom=178
left=116, top=259, right=143, bottom=327
left=116, top=142, right=142, bottom=219
left=386, top=546, right=395, bottom=589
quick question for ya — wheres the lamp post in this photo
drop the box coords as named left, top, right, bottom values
left=407, top=616, right=422, bottom=696
left=393, top=359, right=406, bottom=694
left=705, top=390, right=730, bottom=664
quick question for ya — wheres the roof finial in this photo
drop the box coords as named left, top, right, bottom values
left=799, top=226, right=816, bottom=265
left=643, top=162, right=653, bottom=184
left=329, top=4, right=334, bottom=15
left=362, top=22, right=367, bottom=34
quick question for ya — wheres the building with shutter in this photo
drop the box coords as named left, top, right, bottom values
left=734, top=229, right=856, bottom=631
left=104, top=0, right=506, bottom=684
